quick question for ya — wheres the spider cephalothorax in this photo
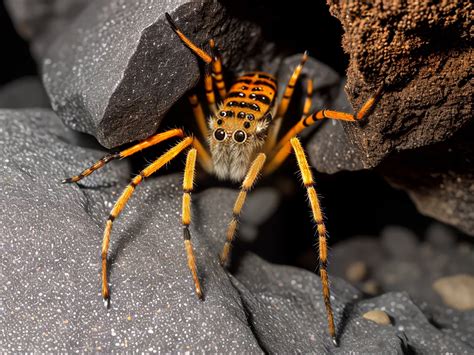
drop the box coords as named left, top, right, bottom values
left=63, top=12, right=384, bottom=346
left=208, top=73, right=275, bottom=181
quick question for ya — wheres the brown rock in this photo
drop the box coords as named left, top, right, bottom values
left=433, top=274, right=474, bottom=310
left=311, top=1, right=474, bottom=235
left=345, top=261, right=368, bottom=283
left=362, top=310, right=391, bottom=325
left=362, top=280, right=380, bottom=296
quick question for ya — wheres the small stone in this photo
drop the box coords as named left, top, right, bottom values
left=381, top=226, right=418, bottom=259
left=345, top=261, right=367, bottom=283
left=362, top=280, right=380, bottom=295
left=425, top=223, right=456, bottom=250
left=433, top=274, right=474, bottom=311
left=362, top=310, right=391, bottom=325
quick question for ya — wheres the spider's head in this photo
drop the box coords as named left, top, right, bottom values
left=208, top=109, right=271, bottom=182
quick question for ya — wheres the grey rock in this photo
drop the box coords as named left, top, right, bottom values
left=307, top=79, right=366, bottom=173
left=4, top=0, right=93, bottom=59
left=42, top=0, right=275, bottom=148
left=380, top=226, right=419, bottom=260
left=356, top=292, right=473, bottom=353
left=0, top=76, right=50, bottom=108
left=331, top=226, right=474, bottom=309
left=3, top=109, right=472, bottom=352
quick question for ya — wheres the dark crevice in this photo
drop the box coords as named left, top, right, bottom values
left=230, top=280, right=269, bottom=354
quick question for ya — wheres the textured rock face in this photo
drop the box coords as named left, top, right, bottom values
left=41, top=0, right=274, bottom=148
left=308, top=1, right=473, bottom=234
left=326, top=0, right=472, bottom=167
left=2, top=109, right=473, bottom=352
left=4, top=0, right=93, bottom=59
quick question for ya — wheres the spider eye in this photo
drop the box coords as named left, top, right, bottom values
left=214, top=128, right=226, bottom=141
left=233, top=130, right=247, bottom=143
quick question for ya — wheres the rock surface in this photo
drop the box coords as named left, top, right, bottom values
left=305, top=1, right=474, bottom=235
left=4, top=0, right=93, bottom=59
left=2, top=109, right=473, bottom=352
left=325, top=0, right=472, bottom=168
left=0, top=76, right=50, bottom=108
left=331, top=224, right=474, bottom=310
left=41, top=0, right=276, bottom=148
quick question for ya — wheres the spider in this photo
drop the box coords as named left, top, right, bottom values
left=62, top=13, right=383, bottom=346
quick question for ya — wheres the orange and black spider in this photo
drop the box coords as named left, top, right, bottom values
left=62, top=13, right=383, bottom=346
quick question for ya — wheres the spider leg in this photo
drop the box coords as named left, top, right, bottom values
left=166, top=14, right=225, bottom=111
left=271, top=84, right=384, bottom=161
left=182, top=148, right=203, bottom=298
left=101, top=137, right=193, bottom=301
left=290, top=137, right=337, bottom=346
left=188, top=92, right=210, bottom=140
left=265, top=52, right=308, bottom=152
left=62, top=128, right=185, bottom=183
left=219, top=153, right=266, bottom=266
left=301, top=79, right=314, bottom=119
left=165, top=13, right=212, bottom=64
left=209, top=39, right=226, bottom=99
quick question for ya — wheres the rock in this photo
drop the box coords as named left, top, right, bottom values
left=425, top=223, right=457, bottom=250
left=307, top=79, right=367, bottom=173
left=362, top=310, right=391, bottom=325
left=325, top=0, right=472, bottom=168
left=357, top=292, right=473, bottom=353
left=362, top=280, right=380, bottom=296
left=308, top=1, right=473, bottom=235
left=41, top=0, right=275, bottom=148
left=0, top=76, right=50, bottom=108
left=345, top=261, right=367, bottom=283
left=331, top=226, right=474, bottom=309
left=381, top=226, right=419, bottom=260
left=433, top=275, right=474, bottom=311
left=2, top=108, right=472, bottom=352
left=382, top=129, right=474, bottom=235
left=4, top=0, right=93, bottom=59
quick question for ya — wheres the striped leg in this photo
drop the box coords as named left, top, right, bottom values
left=209, top=39, right=226, bottom=99
left=272, top=85, right=384, bottom=156
left=182, top=148, right=203, bottom=299
left=301, top=79, right=313, bottom=118
left=188, top=93, right=210, bottom=139
left=165, top=13, right=212, bottom=64
left=265, top=52, right=308, bottom=152
left=203, top=66, right=217, bottom=114
left=219, top=153, right=266, bottom=266
left=62, top=128, right=185, bottom=183
left=290, top=137, right=337, bottom=345
left=101, top=137, right=194, bottom=302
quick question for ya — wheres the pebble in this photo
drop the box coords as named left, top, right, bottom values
left=432, top=274, right=474, bottom=310
left=345, top=261, right=368, bottom=283
left=362, top=310, right=391, bottom=325
left=362, top=280, right=380, bottom=295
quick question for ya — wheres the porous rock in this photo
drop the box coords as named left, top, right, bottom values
left=2, top=109, right=472, bottom=352
left=308, top=1, right=474, bottom=235
left=325, top=0, right=472, bottom=168
left=41, top=0, right=275, bottom=148
left=4, top=0, right=93, bottom=59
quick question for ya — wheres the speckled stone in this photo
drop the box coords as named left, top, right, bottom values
left=41, top=0, right=274, bottom=148
left=2, top=109, right=473, bottom=352
left=0, top=77, right=50, bottom=109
